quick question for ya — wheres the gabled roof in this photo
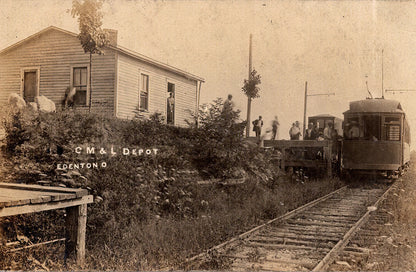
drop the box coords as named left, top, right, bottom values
left=309, top=114, right=336, bottom=118
left=344, top=98, right=404, bottom=114
left=0, top=26, right=204, bottom=82
left=309, top=114, right=343, bottom=122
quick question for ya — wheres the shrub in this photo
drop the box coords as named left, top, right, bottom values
left=0, top=100, right=285, bottom=270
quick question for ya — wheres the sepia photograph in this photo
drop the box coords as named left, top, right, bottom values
left=0, top=0, right=416, bottom=270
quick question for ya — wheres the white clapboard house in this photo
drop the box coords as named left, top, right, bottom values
left=0, top=26, right=204, bottom=126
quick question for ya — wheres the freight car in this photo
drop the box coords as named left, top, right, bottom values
left=341, top=98, right=411, bottom=178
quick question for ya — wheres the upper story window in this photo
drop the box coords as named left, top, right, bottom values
left=139, top=74, right=149, bottom=111
left=73, top=67, right=88, bottom=105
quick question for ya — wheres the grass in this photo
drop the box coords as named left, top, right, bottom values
left=83, top=176, right=344, bottom=270
left=0, top=176, right=344, bottom=271
left=0, top=107, right=345, bottom=270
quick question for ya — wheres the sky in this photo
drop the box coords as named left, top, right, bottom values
left=2, top=0, right=416, bottom=144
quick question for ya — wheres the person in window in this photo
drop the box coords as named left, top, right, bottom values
left=348, top=121, right=360, bottom=139
left=167, top=92, right=175, bottom=124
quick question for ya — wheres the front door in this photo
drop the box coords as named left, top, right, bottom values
left=23, top=71, right=37, bottom=102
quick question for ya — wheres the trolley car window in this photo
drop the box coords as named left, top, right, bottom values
left=344, top=117, right=360, bottom=140
left=362, top=115, right=381, bottom=141
left=385, top=117, right=401, bottom=141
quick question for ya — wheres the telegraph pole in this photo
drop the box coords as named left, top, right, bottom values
left=303, top=81, right=308, bottom=138
left=302, top=82, right=335, bottom=138
left=246, top=34, right=253, bottom=137
left=382, top=49, right=384, bottom=98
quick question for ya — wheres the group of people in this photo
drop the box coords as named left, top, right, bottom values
left=252, top=115, right=280, bottom=141
left=304, top=122, right=338, bottom=140
left=288, top=121, right=339, bottom=141
left=222, top=94, right=340, bottom=142
left=223, top=94, right=280, bottom=142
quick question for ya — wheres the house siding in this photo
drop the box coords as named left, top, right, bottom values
left=117, top=53, right=198, bottom=127
left=0, top=29, right=116, bottom=115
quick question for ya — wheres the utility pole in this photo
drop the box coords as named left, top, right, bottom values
left=246, top=34, right=253, bottom=137
left=303, top=81, right=308, bottom=139
left=302, top=82, right=335, bottom=137
left=382, top=49, right=384, bottom=99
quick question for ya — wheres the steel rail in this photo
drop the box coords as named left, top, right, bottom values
left=312, top=181, right=398, bottom=271
left=184, top=185, right=348, bottom=268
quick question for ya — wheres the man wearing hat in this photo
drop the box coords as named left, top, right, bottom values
left=348, top=121, right=360, bottom=139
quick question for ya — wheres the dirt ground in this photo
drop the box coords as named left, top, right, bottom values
left=330, top=158, right=416, bottom=271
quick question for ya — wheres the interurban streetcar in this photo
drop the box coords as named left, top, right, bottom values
left=341, top=98, right=411, bottom=177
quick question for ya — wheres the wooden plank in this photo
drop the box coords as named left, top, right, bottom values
left=0, top=183, right=88, bottom=197
left=30, top=195, right=52, bottom=204
left=264, top=140, right=330, bottom=148
left=255, top=233, right=340, bottom=242
left=0, top=195, right=93, bottom=217
left=246, top=241, right=330, bottom=252
left=248, top=237, right=335, bottom=248
left=51, top=194, right=76, bottom=202
left=283, top=161, right=327, bottom=168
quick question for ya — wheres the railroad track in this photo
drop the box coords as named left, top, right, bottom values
left=185, top=182, right=397, bottom=271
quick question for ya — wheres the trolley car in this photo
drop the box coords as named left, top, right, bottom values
left=341, top=98, right=411, bottom=177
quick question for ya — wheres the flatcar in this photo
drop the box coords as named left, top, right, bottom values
left=341, top=98, right=411, bottom=177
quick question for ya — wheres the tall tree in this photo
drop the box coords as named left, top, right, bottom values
left=71, top=0, right=109, bottom=112
left=242, top=69, right=261, bottom=137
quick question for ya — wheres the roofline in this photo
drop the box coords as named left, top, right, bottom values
left=111, top=45, right=204, bottom=82
left=0, top=26, right=77, bottom=55
left=0, top=25, right=205, bottom=83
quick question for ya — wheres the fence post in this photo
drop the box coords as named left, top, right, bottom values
left=326, top=141, right=332, bottom=177
left=281, top=147, right=286, bottom=171
left=65, top=204, right=87, bottom=266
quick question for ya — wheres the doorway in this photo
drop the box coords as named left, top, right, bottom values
left=22, top=68, right=39, bottom=103
left=167, top=82, right=175, bottom=125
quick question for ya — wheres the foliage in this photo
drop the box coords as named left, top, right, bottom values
left=0, top=101, right=304, bottom=270
left=70, top=0, right=109, bottom=111
left=70, top=0, right=109, bottom=55
left=242, top=69, right=261, bottom=99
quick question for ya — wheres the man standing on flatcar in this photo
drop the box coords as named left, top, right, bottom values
left=252, top=116, right=263, bottom=140
left=324, top=122, right=334, bottom=140
left=271, top=116, right=280, bottom=140
left=289, top=121, right=301, bottom=140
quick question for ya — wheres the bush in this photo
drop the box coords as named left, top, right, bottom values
left=0, top=100, right=286, bottom=270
